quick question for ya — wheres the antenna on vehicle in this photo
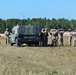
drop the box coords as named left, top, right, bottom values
left=19, top=12, right=26, bottom=19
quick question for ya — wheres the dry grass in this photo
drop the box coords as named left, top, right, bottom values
left=0, top=46, right=76, bottom=75
left=0, top=34, right=76, bottom=75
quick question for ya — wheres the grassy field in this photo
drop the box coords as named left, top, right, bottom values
left=0, top=35, right=76, bottom=75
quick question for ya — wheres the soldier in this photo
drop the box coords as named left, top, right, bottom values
left=73, top=29, right=76, bottom=46
left=54, top=30, right=59, bottom=46
left=40, top=28, right=45, bottom=46
left=50, top=29, right=58, bottom=46
left=4, top=28, right=10, bottom=44
left=59, top=29, right=64, bottom=46
left=44, top=28, right=48, bottom=46
left=68, top=29, right=73, bottom=46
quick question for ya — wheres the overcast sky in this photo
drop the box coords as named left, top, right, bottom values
left=0, top=0, right=76, bottom=20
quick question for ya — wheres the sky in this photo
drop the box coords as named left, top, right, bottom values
left=0, top=0, right=76, bottom=20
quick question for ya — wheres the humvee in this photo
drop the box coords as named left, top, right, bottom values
left=8, top=25, right=41, bottom=47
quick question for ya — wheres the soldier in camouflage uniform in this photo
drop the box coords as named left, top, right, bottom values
left=40, top=28, right=45, bottom=46
left=68, top=29, right=73, bottom=46
left=59, top=29, right=64, bottom=46
left=50, top=29, right=58, bottom=46
left=73, top=30, right=76, bottom=46
left=4, top=28, right=10, bottom=44
left=44, top=28, right=48, bottom=46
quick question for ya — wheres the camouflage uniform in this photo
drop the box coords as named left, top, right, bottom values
left=4, top=28, right=10, bottom=44
left=73, top=30, right=76, bottom=46
left=68, top=29, right=73, bottom=46
left=50, top=29, right=58, bottom=46
left=59, top=30, right=64, bottom=46
left=40, top=28, right=45, bottom=46
left=44, top=28, right=48, bottom=46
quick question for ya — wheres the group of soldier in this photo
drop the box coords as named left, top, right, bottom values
left=4, top=26, right=76, bottom=47
left=40, top=28, right=64, bottom=47
left=40, top=28, right=76, bottom=47
left=49, top=28, right=64, bottom=46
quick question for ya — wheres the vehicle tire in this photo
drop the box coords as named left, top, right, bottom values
left=28, top=43, right=31, bottom=46
left=35, top=42, right=39, bottom=46
left=16, top=39, right=20, bottom=47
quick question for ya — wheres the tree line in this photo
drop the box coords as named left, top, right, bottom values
left=0, top=18, right=76, bottom=33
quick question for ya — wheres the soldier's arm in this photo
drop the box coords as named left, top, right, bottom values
left=50, top=32, right=52, bottom=36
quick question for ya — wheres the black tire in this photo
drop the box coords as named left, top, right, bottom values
left=28, top=43, right=31, bottom=46
left=35, top=42, right=39, bottom=46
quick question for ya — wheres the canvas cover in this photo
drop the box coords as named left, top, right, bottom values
left=18, top=25, right=41, bottom=35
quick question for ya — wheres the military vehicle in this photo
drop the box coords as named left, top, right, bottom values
left=8, top=25, right=41, bottom=47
